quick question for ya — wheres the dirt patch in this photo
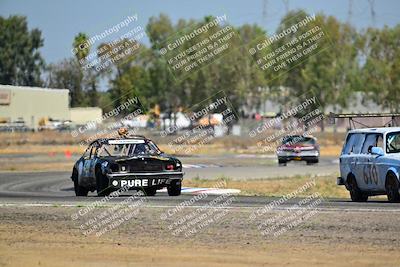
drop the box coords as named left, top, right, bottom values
left=0, top=206, right=399, bottom=266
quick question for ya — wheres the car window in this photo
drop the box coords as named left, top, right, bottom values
left=386, top=131, right=400, bottom=153
left=282, top=136, right=315, bottom=146
left=376, top=135, right=383, bottom=149
left=97, top=141, right=161, bottom=157
left=361, top=133, right=382, bottom=154
left=83, top=146, right=91, bottom=158
left=133, top=143, right=159, bottom=154
left=343, top=133, right=365, bottom=155
left=89, top=144, right=98, bottom=159
left=343, top=134, right=356, bottom=154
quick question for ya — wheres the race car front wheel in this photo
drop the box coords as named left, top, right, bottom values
left=95, top=167, right=112, bottom=197
left=386, top=173, right=400, bottom=203
left=278, top=158, right=287, bottom=166
left=168, top=180, right=182, bottom=196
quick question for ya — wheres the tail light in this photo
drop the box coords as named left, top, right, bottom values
left=166, top=164, right=174, bottom=170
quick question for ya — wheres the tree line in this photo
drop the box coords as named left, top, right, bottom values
left=0, top=10, right=399, bottom=116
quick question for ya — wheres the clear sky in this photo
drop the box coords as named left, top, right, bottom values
left=1, top=0, right=399, bottom=65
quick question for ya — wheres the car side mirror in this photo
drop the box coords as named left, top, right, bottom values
left=371, top=147, right=384, bottom=156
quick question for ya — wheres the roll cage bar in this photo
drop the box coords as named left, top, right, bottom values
left=329, top=113, right=400, bottom=129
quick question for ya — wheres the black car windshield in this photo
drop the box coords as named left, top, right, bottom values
left=97, top=140, right=161, bottom=157
left=282, top=136, right=315, bottom=146
left=386, top=132, right=400, bottom=153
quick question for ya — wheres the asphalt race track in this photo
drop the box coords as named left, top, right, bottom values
left=183, top=155, right=339, bottom=179
left=0, top=169, right=399, bottom=212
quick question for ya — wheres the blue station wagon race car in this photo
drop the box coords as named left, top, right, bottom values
left=71, top=135, right=183, bottom=197
left=337, top=127, right=400, bottom=202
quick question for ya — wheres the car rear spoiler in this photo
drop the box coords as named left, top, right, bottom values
left=328, top=112, right=400, bottom=129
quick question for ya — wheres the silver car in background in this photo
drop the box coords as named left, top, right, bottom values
left=276, top=135, right=320, bottom=166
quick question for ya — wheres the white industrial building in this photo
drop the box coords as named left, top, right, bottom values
left=70, top=107, right=103, bottom=124
left=0, top=85, right=102, bottom=130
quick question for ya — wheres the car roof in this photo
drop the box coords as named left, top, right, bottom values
left=283, top=135, right=316, bottom=139
left=92, top=136, right=148, bottom=145
left=347, top=127, right=400, bottom=134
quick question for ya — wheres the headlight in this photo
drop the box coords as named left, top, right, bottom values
left=120, top=165, right=127, bottom=172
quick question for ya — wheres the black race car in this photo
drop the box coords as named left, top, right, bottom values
left=71, top=136, right=183, bottom=197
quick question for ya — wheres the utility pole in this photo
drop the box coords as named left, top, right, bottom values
left=262, top=0, right=268, bottom=23
left=347, top=0, right=353, bottom=24
left=282, top=0, right=289, bottom=14
left=368, top=0, right=376, bottom=26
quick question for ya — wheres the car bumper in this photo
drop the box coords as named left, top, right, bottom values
left=277, top=150, right=319, bottom=161
left=278, top=155, right=319, bottom=161
left=106, top=171, right=184, bottom=189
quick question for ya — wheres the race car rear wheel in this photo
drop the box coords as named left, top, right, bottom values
left=143, top=187, right=157, bottom=196
left=168, top=180, right=182, bottom=196
left=385, top=173, right=400, bottom=203
left=95, top=166, right=111, bottom=197
left=72, top=169, right=88, bottom=196
left=348, top=176, right=368, bottom=202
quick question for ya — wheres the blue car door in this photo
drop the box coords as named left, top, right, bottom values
left=83, top=144, right=96, bottom=178
left=349, top=133, right=366, bottom=190
left=360, top=133, right=381, bottom=191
